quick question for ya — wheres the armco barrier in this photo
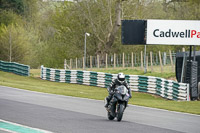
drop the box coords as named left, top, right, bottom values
left=0, top=60, right=30, bottom=76
left=40, top=65, right=189, bottom=101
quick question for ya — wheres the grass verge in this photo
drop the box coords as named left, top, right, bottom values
left=0, top=70, right=199, bottom=115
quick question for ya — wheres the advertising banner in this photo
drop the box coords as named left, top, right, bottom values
left=147, top=20, right=200, bottom=45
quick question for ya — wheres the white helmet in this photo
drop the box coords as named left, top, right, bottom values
left=117, top=73, right=125, bottom=83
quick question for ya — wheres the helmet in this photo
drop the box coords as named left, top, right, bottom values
left=117, top=73, right=125, bottom=83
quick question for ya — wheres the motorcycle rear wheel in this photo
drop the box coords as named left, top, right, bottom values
left=116, top=104, right=124, bottom=121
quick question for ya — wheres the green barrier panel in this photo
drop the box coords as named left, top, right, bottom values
left=55, top=70, right=60, bottom=82
left=0, top=60, right=30, bottom=76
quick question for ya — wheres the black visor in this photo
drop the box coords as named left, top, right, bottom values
left=119, top=78, right=125, bottom=81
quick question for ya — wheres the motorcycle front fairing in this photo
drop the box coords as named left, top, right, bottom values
left=123, top=94, right=130, bottom=102
left=114, top=91, right=130, bottom=102
left=114, top=93, right=123, bottom=101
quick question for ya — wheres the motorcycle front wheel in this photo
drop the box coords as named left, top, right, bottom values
left=116, top=104, right=124, bottom=121
left=107, top=112, right=115, bottom=120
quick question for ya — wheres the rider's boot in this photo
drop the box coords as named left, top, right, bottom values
left=104, top=98, right=109, bottom=108
left=105, top=93, right=113, bottom=109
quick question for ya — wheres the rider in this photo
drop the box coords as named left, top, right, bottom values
left=105, top=72, right=132, bottom=108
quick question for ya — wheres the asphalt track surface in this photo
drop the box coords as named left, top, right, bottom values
left=0, top=86, right=200, bottom=133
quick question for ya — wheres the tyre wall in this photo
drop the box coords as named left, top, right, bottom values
left=40, top=65, right=189, bottom=101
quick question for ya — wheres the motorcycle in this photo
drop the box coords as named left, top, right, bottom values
left=105, top=85, right=130, bottom=121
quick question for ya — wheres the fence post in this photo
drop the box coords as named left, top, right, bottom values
left=135, top=53, right=137, bottom=67
left=75, top=58, right=77, bottom=69
left=97, top=55, right=100, bottom=68
left=70, top=59, right=72, bottom=69
left=159, top=51, right=163, bottom=73
left=150, top=51, right=154, bottom=72
left=128, top=53, right=129, bottom=67
left=123, top=52, right=125, bottom=68
left=141, top=51, right=143, bottom=70
left=106, top=54, right=108, bottom=69
left=163, top=52, right=166, bottom=66
left=64, top=59, right=67, bottom=70
left=90, top=56, right=92, bottom=68
left=114, top=53, right=116, bottom=68
left=131, top=52, right=134, bottom=68
left=83, top=57, right=85, bottom=69
left=146, top=55, right=148, bottom=71
left=156, top=54, right=158, bottom=65
left=169, top=50, right=174, bottom=72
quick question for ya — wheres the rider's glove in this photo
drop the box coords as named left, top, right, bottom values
left=109, top=90, right=114, bottom=95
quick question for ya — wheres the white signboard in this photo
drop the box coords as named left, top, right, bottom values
left=146, top=20, right=200, bottom=45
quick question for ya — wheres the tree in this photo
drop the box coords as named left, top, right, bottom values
left=60, top=0, right=125, bottom=58
left=0, top=0, right=24, bottom=15
left=0, top=10, right=23, bottom=26
left=0, top=24, right=31, bottom=63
